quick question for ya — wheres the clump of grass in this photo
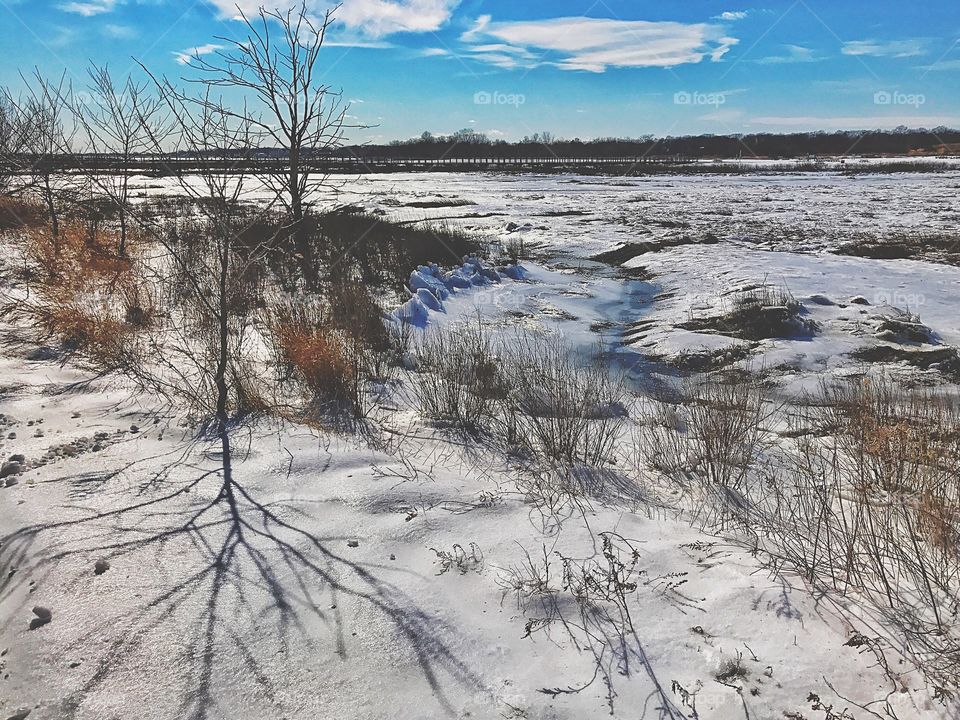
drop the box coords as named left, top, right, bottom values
left=294, top=209, right=484, bottom=295
left=22, top=289, right=141, bottom=370
left=276, top=324, right=361, bottom=414
left=506, top=335, right=628, bottom=466
left=24, top=220, right=132, bottom=288
left=0, top=197, right=47, bottom=233
left=412, top=317, right=505, bottom=432
left=680, top=284, right=817, bottom=341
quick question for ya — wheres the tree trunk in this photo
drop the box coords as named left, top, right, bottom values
left=119, top=210, right=127, bottom=256
left=214, top=229, right=231, bottom=430
left=288, top=154, right=318, bottom=291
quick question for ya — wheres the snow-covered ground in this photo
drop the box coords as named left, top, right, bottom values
left=3, top=169, right=960, bottom=719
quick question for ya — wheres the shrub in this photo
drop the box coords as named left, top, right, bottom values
left=505, top=335, right=627, bottom=466
left=23, top=220, right=131, bottom=288
left=412, top=318, right=505, bottom=432
left=0, top=197, right=47, bottom=233
left=23, top=289, right=140, bottom=371
left=273, top=321, right=363, bottom=416
left=294, top=210, right=484, bottom=295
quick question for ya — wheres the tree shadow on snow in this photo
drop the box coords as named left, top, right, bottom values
left=0, top=427, right=486, bottom=719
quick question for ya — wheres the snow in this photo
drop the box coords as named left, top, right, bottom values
left=3, top=168, right=960, bottom=719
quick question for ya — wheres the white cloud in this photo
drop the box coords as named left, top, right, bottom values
left=714, top=11, right=748, bottom=21
left=420, top=47, right=451, bottom=57
left=206, top=0, right=459, bottom=37
left=58, top=0, right=116, bottom=16
left=842, top=38, right=927, bottom=58
left=337, top=0, right=460, bottom=37
left=758, top=44, right=821, bottom=64
left=462, top=16, right=739, bottom=72
left=173, top=44, right=224, bottom=65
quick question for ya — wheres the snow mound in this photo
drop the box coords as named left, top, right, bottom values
left=394, top=257, right=526, bottom=327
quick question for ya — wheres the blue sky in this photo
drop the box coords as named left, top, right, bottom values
left=1, top=0, right=958, bottom=143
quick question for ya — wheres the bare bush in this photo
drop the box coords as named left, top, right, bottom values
left=265, top=283, right=390, bottom=417
left=412, top=317, right=504, bottom=432
left=72, top=65, right=168, bottom=255
left=500, top=534, right=685, bottom=717
left=273, top=321, right=363, bottom=416
left=506, top=335, right=628, bottom=466
left=638, top=371, right=770, bottom=491
left=646, top=373, right=960, bottom=694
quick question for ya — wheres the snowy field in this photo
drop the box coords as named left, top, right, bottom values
left=2, top=169, right=960, bottom=720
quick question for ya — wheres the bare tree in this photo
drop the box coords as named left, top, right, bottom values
left=73, top=65, right=168, bottom=254
left=0, top=90, right=26, bottom=197
left=134, top=68, right=285, bottom=435
left=15, top=70, right=74, bottom=245
left=186, top=2, right=352, bottom=283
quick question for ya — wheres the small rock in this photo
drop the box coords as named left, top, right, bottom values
left=6, top=708, right=31, bottom=720
left=389, top=554, right=396, bottom=561
left=5, top=477, right=19, bottom=488
left=6, top=433, right=15, bottom=440
left=347, top=540, right=359, bottom=548
left=92, top=444, right=103, bottom=452
left=129, top=425, right=140, bottom=434
left=0, top=462, right=22, bottom=479
left=29, top=606, right=51, bottom=630
left=94, top=559, right=110, bottom=575
left=8, top=454, right=24, bottom=464
left=71, top=411, right=81, bottom=419
left=69, top=661, right=81, bottom=668
left=849, top=295, right=870, bottom=305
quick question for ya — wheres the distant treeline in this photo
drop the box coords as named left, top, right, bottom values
left=337, top=127, right=960, bottom=161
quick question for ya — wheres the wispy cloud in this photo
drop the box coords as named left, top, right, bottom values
left=102, top=23, right=137, bottom=39
left=713, top=11, right=749, bottom=21
left=842, top=38, right=928, bottom=58
left=758, top=44, right=822, bottom=64
left=173, top=43, right=223, bottom=65
left=324, top=38, right=394, bottom=48
left=462, top=16, right=739, bottom=72
left=58, top=0, right=116, bottom=16
left=921, top=58, right=960, bottom=72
